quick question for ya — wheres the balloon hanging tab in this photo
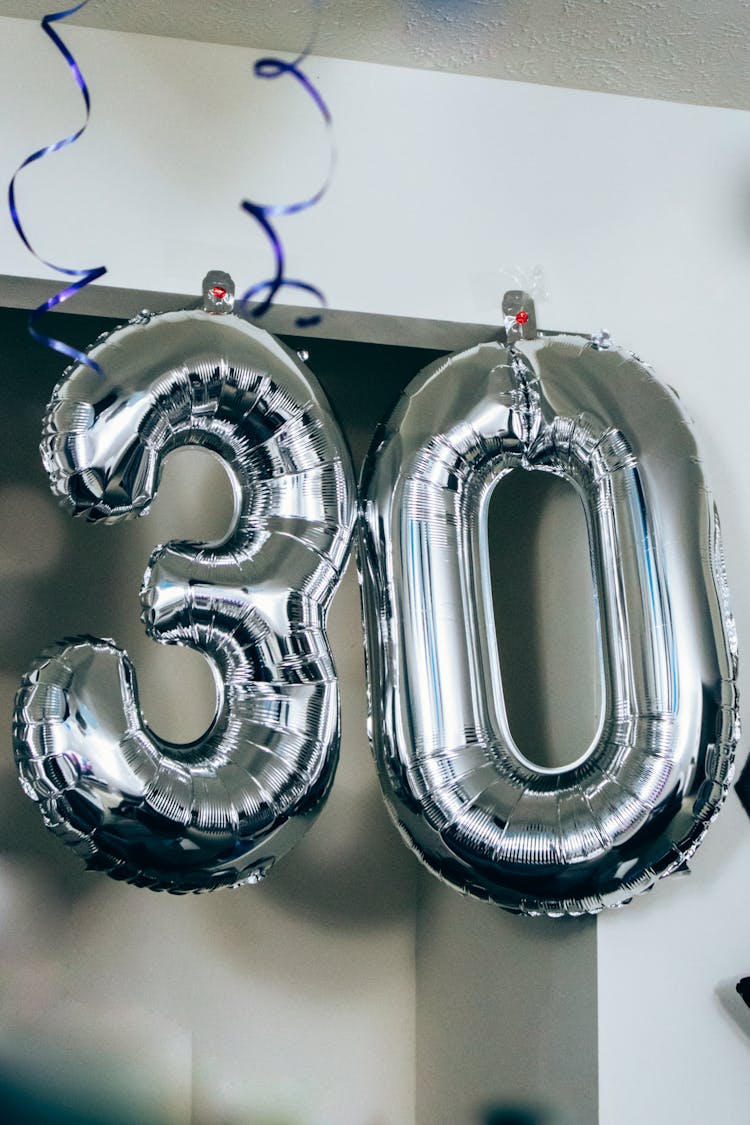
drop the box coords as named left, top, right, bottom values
left=203, top=270, right=235, bottom=314
left=503, top=290, right=537, bottom=343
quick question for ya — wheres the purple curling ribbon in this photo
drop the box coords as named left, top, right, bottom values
left=8, top=1, right=106, bottom=374
left=240, top=8, right=334, bottom=329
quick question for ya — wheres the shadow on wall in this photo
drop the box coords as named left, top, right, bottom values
left=479, top=1105, right=565, bottom=1125
left=716, top=976, right=750, bottom=1044
left=0, top=1081, right=567, bottom=1125
left=488, top=467, right=600, bottom=770
left=0, top=1074, right=161, bottom=1125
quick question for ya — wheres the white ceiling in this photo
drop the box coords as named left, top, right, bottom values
left=3, top=0, right=750, bottom=110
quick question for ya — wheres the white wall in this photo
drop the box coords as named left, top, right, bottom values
left=597, top=797, right=750, bottom=1125
left=2, top=14, right=750, bottom=1125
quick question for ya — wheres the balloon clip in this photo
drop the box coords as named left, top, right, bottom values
left=502, top=290, right=536, bottom=342
left=203, top=271, right=235, bottom=314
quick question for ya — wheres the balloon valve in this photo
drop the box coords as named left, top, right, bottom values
left=203, top=270, right=235, bottom=314
left=502, top=290, right=536, bottom=342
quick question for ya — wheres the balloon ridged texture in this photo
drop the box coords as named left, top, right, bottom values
left=14, top=309, right=356, bottom=892
left=358, top=335, right=739, bottom=916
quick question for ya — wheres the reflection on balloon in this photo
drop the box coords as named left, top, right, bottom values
left=13, top=303, right=356, bottom=892
left=358, top=331, right=739, bottom=915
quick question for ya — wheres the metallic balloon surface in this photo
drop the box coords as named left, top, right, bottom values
left=14, top=308, right=356, bottom=892
left=358, top=334, right=739, bottom=915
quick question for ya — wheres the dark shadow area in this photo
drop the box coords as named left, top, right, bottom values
left=716, top=977, right=750, bottom=1043
left=488, top=468, right=600, bottom=770
left=0, top=1073, right=160, bottom=1125
left=252, top=771, right=421, bottom=930
left=737, top=977, right=750, bottom=1008
left=478, top=1104, right=561, bottom=1125
left=0, top=307, right=139, bottom=910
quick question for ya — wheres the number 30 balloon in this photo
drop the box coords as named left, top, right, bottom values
left=13, top=287, right=739, bottom=912
left=358, top=327, right=739, bottom=915
left=13, top=285, right=355, bottom=892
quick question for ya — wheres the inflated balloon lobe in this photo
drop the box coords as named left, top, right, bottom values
left=358, top=335, right=739, bottom=916
left=14, top=308, right=356, bottom=892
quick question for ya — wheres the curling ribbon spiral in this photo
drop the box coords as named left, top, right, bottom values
left=8, top=1, right=106, bottom=374
left=240, top=4, right=334, bottom=328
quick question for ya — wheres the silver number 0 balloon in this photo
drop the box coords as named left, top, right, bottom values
left=359, top=330, right=739, bottom=915
left=14, top=299, right=355, bottom=892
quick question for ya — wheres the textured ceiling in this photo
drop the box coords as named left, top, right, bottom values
left=2, top=1, right=750, bottom=110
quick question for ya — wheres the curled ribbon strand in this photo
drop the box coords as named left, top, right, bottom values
left=8, top=1, right=106, bottom=374
left=240, top=9, right=335, bottom=329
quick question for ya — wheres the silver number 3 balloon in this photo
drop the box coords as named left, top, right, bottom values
left=14, top=292, right=355, bottom=892
left=358, top=328, right=739, bottom=915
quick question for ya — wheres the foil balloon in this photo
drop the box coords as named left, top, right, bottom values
left=14, top=278, right=356, bottom=892
left=358, top=320, right=739, bottom=916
